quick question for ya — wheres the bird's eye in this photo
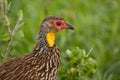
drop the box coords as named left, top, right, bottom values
left=53, top=20, right=66, bottom=27
left=56, top=21, right=61, bottom=26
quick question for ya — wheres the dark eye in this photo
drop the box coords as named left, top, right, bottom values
left=56, top=21, right=61, bottom=26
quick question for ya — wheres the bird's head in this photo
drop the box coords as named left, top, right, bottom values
left=39, top=16, right=74, bottom=47
left=41, top=16, right=74, bottom=32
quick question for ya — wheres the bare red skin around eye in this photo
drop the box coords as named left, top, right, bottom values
left=53, top=20, right=66, bottom=29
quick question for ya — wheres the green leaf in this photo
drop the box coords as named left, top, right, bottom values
left=0, top=33, right=10, bottom=41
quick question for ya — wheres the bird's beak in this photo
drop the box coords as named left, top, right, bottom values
left=66, top=23, right=74, bottom=30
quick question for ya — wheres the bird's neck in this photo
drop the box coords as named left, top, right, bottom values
left=46, top=32, right=55, bottom=47
left=34, top=30, right=56, bottom=51
left=25, top=30, right=60, bottom=80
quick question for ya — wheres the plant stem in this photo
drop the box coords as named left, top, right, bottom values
left=0, top=0, right=23, bottom=61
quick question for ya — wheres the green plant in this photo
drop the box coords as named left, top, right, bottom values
left=0, top=0, right=23, bottom=61
left=59, top=47, right=96, bottom=80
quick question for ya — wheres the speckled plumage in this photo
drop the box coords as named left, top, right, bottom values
left=0, top=45, right=60, bottom=80
left=0, top=16, right=74, bottom=80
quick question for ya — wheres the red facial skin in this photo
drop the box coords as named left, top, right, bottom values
left=53, top=20, right=67, bottom=29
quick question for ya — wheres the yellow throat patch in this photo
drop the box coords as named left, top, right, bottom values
left=46, top=32, right=55, bottom=47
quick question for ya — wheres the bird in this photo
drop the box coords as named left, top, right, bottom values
left=0, top=16, right=74, bottom=80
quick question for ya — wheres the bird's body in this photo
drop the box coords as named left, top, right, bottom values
left=0, top=45, right=60, bottom=80
left=0, top=16, right=74, bottom=80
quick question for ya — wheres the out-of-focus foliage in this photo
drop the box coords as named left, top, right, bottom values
left=0, top=0, right=120, bottom=80
left=59, top=47, right=96, bottom=80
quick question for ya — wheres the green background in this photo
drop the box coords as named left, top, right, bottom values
left=0, top=0, right=120, bottom=80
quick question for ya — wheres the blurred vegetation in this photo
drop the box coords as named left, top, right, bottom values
left=59, top=47, right=97, bottom=80
left=0, top=0, right=120, bottom=80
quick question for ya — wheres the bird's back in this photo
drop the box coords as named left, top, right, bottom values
left=0, top=45, right=60, bottom=80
